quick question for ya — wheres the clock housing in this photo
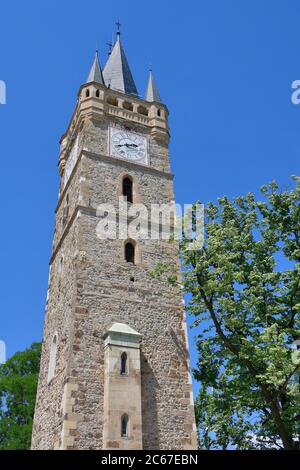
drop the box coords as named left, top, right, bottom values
left=109, top=127, right=148, bottom=165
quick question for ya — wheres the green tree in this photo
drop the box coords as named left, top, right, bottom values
left=181, top=181, right=300, bottom=449
left=0, top=342, right=41, bottom=449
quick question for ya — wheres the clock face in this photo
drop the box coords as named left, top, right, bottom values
left=110, top=128, right=148, bottom=164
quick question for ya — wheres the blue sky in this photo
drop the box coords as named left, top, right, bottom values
left=0, top=0, right=300, bottom=396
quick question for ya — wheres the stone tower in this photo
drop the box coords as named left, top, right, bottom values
left=32, top=32, right=197, bottom=450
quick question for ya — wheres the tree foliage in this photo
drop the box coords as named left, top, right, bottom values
left=181, top=180, right=300, bottom=449
left=0, top=342, right=41, bottom=449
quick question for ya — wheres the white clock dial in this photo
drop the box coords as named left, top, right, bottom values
left=110, top=128, right=148, bottom=164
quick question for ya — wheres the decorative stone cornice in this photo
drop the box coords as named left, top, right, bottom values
left=59, top=84, right=170, bottom=164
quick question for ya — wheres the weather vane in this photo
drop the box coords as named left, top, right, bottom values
left=106, top=40, right=113, bottom=55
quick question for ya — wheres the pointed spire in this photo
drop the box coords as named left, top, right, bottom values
left=145, top=68, right=162, bottom=103
left=86, top=51, right=105, bottom=85
left=103, top=33, right=138, bottom=95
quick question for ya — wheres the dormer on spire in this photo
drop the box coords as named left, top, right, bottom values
left=102, top=32, right=138, bottom=96
left=86, top=50, right=105, bottom=85
left=145, top=69, right=162, bottom=103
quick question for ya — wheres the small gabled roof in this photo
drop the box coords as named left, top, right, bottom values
left=104, top=322, right=142, bottom=338
left=103, top=33, right=138, bottom=95
left=145, top=69, right=161, bottom=103
left=86, top=51, right=105, bottom=85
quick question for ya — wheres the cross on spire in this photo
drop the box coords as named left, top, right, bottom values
left=116, top=20, right=121, bottom=35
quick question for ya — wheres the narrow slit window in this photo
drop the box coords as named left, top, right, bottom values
left=60, top=256, right=64, bottom=275
left=62, top=194, right=69, bottom=226
left=120, top=352, right=127, bottom=375
left=47, top=334, right=57, bottom=384
left=121, top=414, right=128, bottom=437
left=125, top=242, right=135, bottom=264
left=123, top=177, right=133, bottom=203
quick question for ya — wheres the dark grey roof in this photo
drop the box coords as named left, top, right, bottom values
left=86, top=51, right=105, bottom=85
left=145, top=70, right=161, bottom=102
left=103, top=34, right=138, bottom=95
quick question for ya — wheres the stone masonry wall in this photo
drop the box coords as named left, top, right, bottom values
left=65, top=210, right=196, bottom=449
left=31, top=219, right=79, bottom=449
left=32, top=114, right=197, bottom=450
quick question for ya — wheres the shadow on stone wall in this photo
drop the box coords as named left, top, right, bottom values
left=141, top=350, right=159, bottom=449
left=169, top=327, right=189, bottom=370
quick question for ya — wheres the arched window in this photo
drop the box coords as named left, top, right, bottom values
left=47, top=333, right=57, bottom=384
left=96, top=89, right=100, bottom=98
left=137, top=105, right=148, bottom=116
left=121, top=414, right=128, bottom=437
left=123, top=101, right=133, bottom=111
left=125, top=242, right=135, bottom=264
left=107, top=96, right=118, bottom=107
left=122, top=177, right=133, bottom=203
left=120, top=352, right=127, bottom=375
left=86, top=89, right=90, bottom=98
left=157, top=109, right=161, bottom=117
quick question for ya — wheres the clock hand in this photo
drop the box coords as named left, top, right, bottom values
left=115, top=144, right=137, bottom=148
